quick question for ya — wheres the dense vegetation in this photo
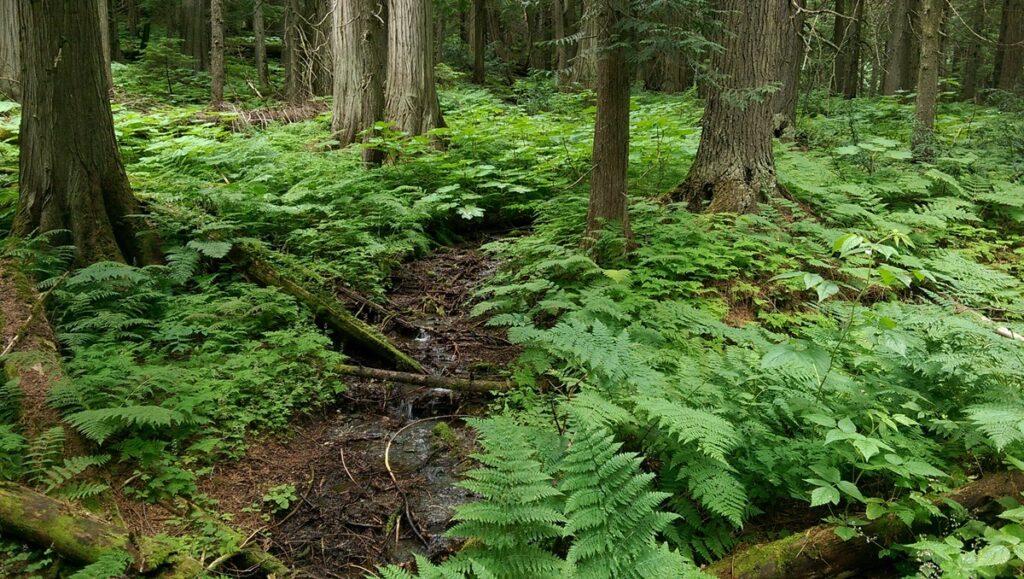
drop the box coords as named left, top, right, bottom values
left=1, top=0, right=1024, bottom=578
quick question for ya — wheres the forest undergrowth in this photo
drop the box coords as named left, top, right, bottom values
left=2, top=61, right=1024, bottom=578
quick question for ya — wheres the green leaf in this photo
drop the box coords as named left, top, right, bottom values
left=810, top=485, right=840, bottom=507
left=977, top=545, right=1011, bottom=567
left=834, top=526, right=858, bottom=541
left=865, top=501, right=887, bottom=520
left=187, top=240, right=232, bottom=259
left=835, top=145, right=861, bottom=156
left=836, top=480, right=866, bottom=502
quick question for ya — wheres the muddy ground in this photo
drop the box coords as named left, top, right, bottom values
left=201, top=243, right=519, bottom=577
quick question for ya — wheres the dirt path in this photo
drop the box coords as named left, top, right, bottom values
left=201, top=243, right=518, bottom=577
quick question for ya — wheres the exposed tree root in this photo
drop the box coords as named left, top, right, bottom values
left=707, top=471, right=1024, bottom=578
left=335, top=363, right=512, bottom=392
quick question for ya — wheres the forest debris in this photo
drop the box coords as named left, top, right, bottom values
left=0, top=482, right=205, bottom=576
left=335, top=363, right=512, bottom=392
left=229, top=101, right=328, bottom=131
left=706, top=470, right=1024, bottom=578
left=231, top=242, right=425, bottom=372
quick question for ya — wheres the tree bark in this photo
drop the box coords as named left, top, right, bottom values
left=98, top=0, right=113, bottom=92
left=0, top=0, right=19, bottom=102
left=180, top=0, right=211, bottom=71
left=960, top=0, right=988, bottom=100
left=674, top=0, right=786, bottom=214
left=994, top=0, right=1024, bottom=91
left=254, top=0, right=269, bottom=88
left=385, top=0, right=444, bottom=136
left=706, top=471, right=1024, bottom=579
left=570, top=0, right=599, bottom=88
left=774, top=0, right=806, bottom=134
left=15, top=0, right=143, bottom=265
left=843, top=0, right=864, bottom=97
left=882, top=0, right=920, bottom=94
left=109, top=0, right=123, bottom=62
left=471, top=0, right=486, bottom=83
left=831, top=0, right=851, bottom=94
left=285, top=0, right=334, bottom=102
left=912, top=0, right=943, bottom=160
left=553, top=0, right=570, bottom=85
left=585, top=0, right=632, bottom=245
left=211, top=0, right=226, bottom=105
left=127, top=0, right=139, bottom=39
left=332, top=0, right=387, bottom=165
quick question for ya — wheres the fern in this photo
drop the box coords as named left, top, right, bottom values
left=66, top=549, right=132, bottom=579
left=966, top=404, right=1024, bottom=451
left=65, top=406, right=193, bottom=444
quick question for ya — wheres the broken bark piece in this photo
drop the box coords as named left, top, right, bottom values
left=707, top=471, right=1024, bottom=578
left=335, top=363, right=512, bottom=392
left=230, top=242, right=424, bottom=373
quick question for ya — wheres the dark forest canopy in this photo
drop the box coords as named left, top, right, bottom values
left=0, top=1, right=1023, bottom=577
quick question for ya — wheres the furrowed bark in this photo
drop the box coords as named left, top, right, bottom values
left=912, top=0, right=943, bottom=160
left=707, top=471, right=1024, bottom=579
left=0, top=0, right=20, bottom=102
left=332, top=0, right=387, bottom=165
left=335, top=364, right=512, bottom=392
left=385, top=0, right=445, bottom=135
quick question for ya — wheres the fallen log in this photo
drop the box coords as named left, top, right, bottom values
left=707, top=470, right=1024, bottom=578
left=230, top=242, right=424, bottom=372
left=335, top=363, right=512, bottom=392
left=0, top=482, right=205, bottom=576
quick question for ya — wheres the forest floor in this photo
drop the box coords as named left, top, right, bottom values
left=199, top=241, right=516, bottom=577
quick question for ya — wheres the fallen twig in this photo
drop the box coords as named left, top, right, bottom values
left=335, top=363, right=512, bottom=392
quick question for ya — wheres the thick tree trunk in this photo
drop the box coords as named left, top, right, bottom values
left=127, top=0, right=139, bottom=39
left=385, top=0, right=444, bottom=136
left=180, top=0, right=211, bottom=71
left=254, top=0, right=269, bottom=88
left=585, top=0, right=632, bottom=245
left=882, top=0, right=920, bottom=94
left=332, top=0, right=387, bottom=165
left=995, top=0, right=1024, bottom=91
left=912, top=0, right=943, bottom=160
left=843, top=0, right=864, bottom=97
left=211, top=0, right=225, bottom=105
left=774, top=0, right=806, bottom=134
left=570, top=0, right=599, bottom=88
left=553, top=0, right=570, bottom=85
left=960, top=0, right=988, bottom=100
left=15, top=0, right=142, bottom=265
left=831, top=0, right=851, bottom=94
left=0, top=0, right=19, bottom=102
left=471, top=0, right=486, bottom=83
left=706, top=471, right=1024, bottom=579
left=674, top=0, right=786, bottom=214
left=109, top=0, right=122, bottom=62
left=662, top=52, right=695, bottom=93
left=98, top=0, right=113, bottom=92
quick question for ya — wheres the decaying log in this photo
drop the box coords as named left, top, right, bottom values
left=230, top=242, right=424, bottom=372
left=707, top=471, right=1024, bottom=578
left=335, top=363, right=512, bottom=392
left=0, top=482, right=205, bottom=576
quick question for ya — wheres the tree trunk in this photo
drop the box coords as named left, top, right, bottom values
left=180, top=0, right=211, bottom=71
left=843, top=0, right=864, bottom=97
left=882, top=0, right=920, bottom=94
left=570, top=0, right=599, bottom=88
left=553, top=0, right=570, bottom=85
left=127, top=0, right=139, bottom=39
left=831, top=0, right=851, bottom=94
left=285, top=0, right=334, bottom=102
left=385, top=0, right=444, bottom=136
left=332, top=0, right=387, bottom=165
left=674, top=0, right=786, bottom=214
left=211, top=0, right=225, bottom=105
left=995, top=0, right=1024, bottom=91
left=98, top=0, right=113, bottom=92
left=0, top=0, right=19, bottom=102
left=960, top=0, right=987, bottom=100
left=109, top=0, right=123, bottom=62
left=15, top=0, right=142, bottom=265
left=254, top=0, right=269, bottom=88
left=912, top=0, right=943, bottom=160
left=662, top=52, right=694, bottom=93
left=284, top=0, right=302, bottom=100
left=471, top=0, right=486, bottom=83
left=774, top=0, right=806, bottom=134
left=586, top=0, right=632, bottom=245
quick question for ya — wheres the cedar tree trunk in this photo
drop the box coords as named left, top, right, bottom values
left=674, top=0, right=786, bottom=214
left=385, top=0, right=444, bottom=135
left=586, top=0, right=632, bottom=243
left=254, top=0, right=269, bottom=88
left=570, top=0, right=599, bottom=88
left=211, top=0, right=225, bottom=105
left=15, top=0, right=142, bottom=265
left=0, top=0, right=19, bottom=102
left=960, top=0, right=987, bottom=100
left=471, top=0, right=486, bottom=83
left=775, top=0, right=806, bottom=133
left=181, top=0, right=211, bottom=70
left=995, top=0, right=1024, bottom=91
left=912, top=0, right=943, bottom=159
left=332, top=0, right=387, bottom=165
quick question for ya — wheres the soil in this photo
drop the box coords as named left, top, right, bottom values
left=200, top=242, right=519, bottom=577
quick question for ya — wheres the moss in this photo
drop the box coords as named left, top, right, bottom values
left=724, top=531, right=808, bottom=578
left=431, top=421, right=459, bottom=450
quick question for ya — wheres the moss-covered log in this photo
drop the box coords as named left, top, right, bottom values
left=335, top=363, right=511, bottom=392
left=707, top=471, right=1024, bottom=578
left=230, top=242, right=424, bottom=372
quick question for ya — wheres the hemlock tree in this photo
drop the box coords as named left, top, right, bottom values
left=585, top=0, right=632, bottom=245
left=211, top=0, right=226, bottom=105
left=913, top=0, right=944, bottom=159
left=16, top=0, right=143, bottom=265
left=0, top=0, right=19, bottom=102
left=332, top=0, right=387, bottom=164
left=385, top=0, right=444, bottom=135
left=775, top=0, right=806, bottom=134
left=675, top=0, right=787, bottom=214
